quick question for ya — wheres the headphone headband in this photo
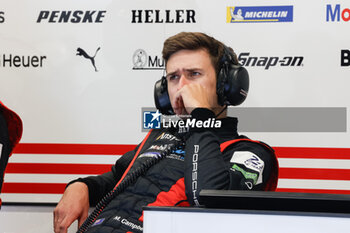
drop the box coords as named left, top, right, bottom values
left=154, top=45, right=249, bottom=115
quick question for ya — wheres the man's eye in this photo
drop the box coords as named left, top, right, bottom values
left=191, top=71, right=201, bottom=77
left=168, top=75, right=179, bottom=80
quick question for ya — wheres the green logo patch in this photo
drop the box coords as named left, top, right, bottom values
left=232, top=164, right=258, bottom=184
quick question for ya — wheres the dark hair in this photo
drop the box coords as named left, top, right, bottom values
left=162, top=32, right=236, bottom=74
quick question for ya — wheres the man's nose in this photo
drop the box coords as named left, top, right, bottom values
left=178, top=74, right=189, bottom=89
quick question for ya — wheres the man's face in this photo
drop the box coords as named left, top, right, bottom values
left=166, top=49, right=221, bottom=115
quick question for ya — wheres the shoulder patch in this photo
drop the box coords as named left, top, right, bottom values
left=230, top=151, right=265, bottom=185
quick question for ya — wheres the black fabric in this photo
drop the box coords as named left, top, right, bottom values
left=0, top=110, right=11, bottom=193
left=70, top=108, right=276, bottom=233
left=69, top=145, right=141, bottom=206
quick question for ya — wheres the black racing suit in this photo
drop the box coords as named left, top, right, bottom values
left=70, top=108, right=278, bottom=233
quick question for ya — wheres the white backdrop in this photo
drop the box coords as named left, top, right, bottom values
left=1, top=0, right=350, bottom=204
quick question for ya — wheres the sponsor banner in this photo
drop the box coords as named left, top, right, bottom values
left=131, top=9, right=196, bottom=23
left=132, top=49, right=164, bottom=70
left=326, top=4, right=350, bottom=22
left=227, top=6, right=293, bottom=23
left=1, top=0, right=350, bottom=148
left=0, top=54, right=47, bottom=68
left=1, top=0, right=350, bottom=204
left=76, top=47, right=101, bottom=72
left=238, top=52, right=304, bottom=70
left=36, top=10, right=107, bottom=23
left=341, top=49, right=350, bottom=66
left=0, top=11, right=4, bottom=23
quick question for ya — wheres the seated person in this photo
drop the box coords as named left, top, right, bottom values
left=54, top=32, right=279, bottom=233
left=0, top=101, right=23, bottom=207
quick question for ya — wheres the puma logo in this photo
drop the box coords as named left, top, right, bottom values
left=76, top=47, right=100, bottom=72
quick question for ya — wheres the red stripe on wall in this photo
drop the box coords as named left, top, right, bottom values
left=276, top=188, right=350, bottom=195
left=2, top=183, right=66, bottom=194
left=274, top=147, right=350, bottom=159
left=279, top=168, right=350, bottom=180
left=13, top=143, right=137, bottom=155
left=6, top=163, right=350, bottom=181
left=11, top=144, right=350, bottom=159
left=6, top=163, right=112, bottom=174
left=3, top=183, right=350, bottom=195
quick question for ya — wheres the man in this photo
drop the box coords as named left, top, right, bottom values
left=54, top=32, right=278, bottom=233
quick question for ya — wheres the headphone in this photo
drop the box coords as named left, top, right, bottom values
left=154, top=45, right=249, bottom=115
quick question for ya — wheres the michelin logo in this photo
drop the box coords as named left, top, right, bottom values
left=227, top=6, right=293, bottom=23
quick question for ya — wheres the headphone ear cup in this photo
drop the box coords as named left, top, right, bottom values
left=224, top=65, right=249, bottom=106
left=216, top=66, right=227, bottom=106
left=154, top=77, right=174, bottom=115
left=217, top=45, right=249, bottom=106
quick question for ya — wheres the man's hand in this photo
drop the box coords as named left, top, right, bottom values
left=53, top=182, right=90, bottom=233
left=173, top=83, right=212, bottom=116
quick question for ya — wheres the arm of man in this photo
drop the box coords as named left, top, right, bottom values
left=184, top=108, right=276, bottom=206
left=53, top=145, right=140, bottom=233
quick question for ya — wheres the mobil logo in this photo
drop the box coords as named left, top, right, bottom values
left=326, top=4, right=350, bottom=22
